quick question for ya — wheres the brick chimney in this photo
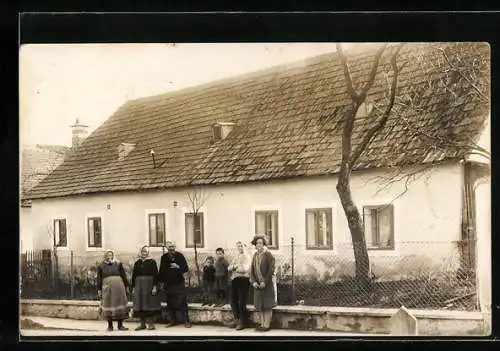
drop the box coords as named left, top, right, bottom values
left=70, top=118, right=89, bottom=149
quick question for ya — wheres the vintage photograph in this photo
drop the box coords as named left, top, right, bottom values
left=19, top=42, right=491, bottom=338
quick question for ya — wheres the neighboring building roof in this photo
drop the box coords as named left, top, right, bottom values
left=28, top=43, right=490, bottom=200
left=21, top=144, right=71, bottom=204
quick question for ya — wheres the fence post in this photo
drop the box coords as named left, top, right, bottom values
left=70, top=250, right=74, bottom=299
left=291, top=237, right=296, bottom=305
left=52, top=248, right=58, bottom=291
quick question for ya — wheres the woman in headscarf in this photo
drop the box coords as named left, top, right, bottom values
left=249, top=234, right=276, bottom=332
left=131, top=246, right=161, bottom=330
left=97, top=250, right=130, bottom=331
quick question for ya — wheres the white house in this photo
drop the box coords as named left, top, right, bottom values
left=24, top=43, right=490, bottom=290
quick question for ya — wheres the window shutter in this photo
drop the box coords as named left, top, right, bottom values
left=363, top=207, right=374, bottom=247
left=88, top=219, right=94, bottom=246
left=157, top=213, right=165, bottom=246
left=379, top=205, right=394, bottom=248
left=185, top=214, right=194, bottom=247
left=149, top=214, right=157, bottom=246
left=60, top=219, right=67, bottom=246
left=306, top=211, right=316, bottom=247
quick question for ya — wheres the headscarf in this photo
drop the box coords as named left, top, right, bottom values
left=103, top=250, right=118, bottom=264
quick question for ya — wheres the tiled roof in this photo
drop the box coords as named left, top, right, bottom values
left=28, top=43, right=490, bottom=200
left=21, top=144, right=71, bottom=203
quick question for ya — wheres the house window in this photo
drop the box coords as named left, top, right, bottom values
left=148, top=213, right=166, bottom=247
left=53, top=219, right=67, bottom=247
left=255, top=211, right=279, bottom=249
left=363, top=205, right=394, bottom=250
left=185, top=213, right=204, bottom=248
left=306, top=208, right=333, bottom=249
left=87, top=217, right=102, bottom=248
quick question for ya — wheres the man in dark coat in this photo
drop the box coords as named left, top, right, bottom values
left=158, top=241, right=192, bottom=328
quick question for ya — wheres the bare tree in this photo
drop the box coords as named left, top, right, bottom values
left=335, top=43, right=407, bottom=285
left=334, top=43, right=489, bottom=286
left=185, top=186, right=210, bottom=286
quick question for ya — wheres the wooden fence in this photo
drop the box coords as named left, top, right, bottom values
left=20, top=249, right=55, bottom=298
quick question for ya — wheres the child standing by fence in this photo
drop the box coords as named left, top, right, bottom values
left=214, top=248, right=229, bottom=307
left=201, top=256, right=216, bottom=306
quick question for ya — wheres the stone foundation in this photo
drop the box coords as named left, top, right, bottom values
left=20, top=299, right=487, bottom=336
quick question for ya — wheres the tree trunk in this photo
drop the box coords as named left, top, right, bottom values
left=193, top=242, right=201, bottom=286
left=336, top=171, right=371, bottom=286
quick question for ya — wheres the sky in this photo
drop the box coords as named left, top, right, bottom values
left=19, top=43, right=372, bottom=147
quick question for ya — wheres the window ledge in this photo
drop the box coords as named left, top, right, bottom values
left=54, top=246, right=70, bottom=251
left=85, top=247, right=105, bottom=252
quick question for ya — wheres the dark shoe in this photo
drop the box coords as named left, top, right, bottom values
left=228, top=320, right=237, bottom=328
left=236, top=319, right=245, bottom=330
left=147, top=325, right=156, bottom=330
left=184, top=322, right=192, bottom=328
left=135, top=325, right=146, bottom=331
left=117, top=326, right=129, bottom=331
left=261, top=327, right=271, bottom=332
left=255, top=326, right=264, bottom=332
left=165, top=323, right=178, bottom=328
left=106, top=327, right=113, bottom=332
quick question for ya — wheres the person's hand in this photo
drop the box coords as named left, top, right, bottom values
left=131, top=288, right=135, bottom=296
left=259, top=282, right=266, bottom=289
left=97, top=290, right=102, bottom=299
left=252, top=282, right=259, bottom=289
left=152, top=286, right=157, bottom=295
left=171, top=263, right=180, bottom=269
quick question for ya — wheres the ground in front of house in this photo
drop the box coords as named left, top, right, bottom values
left=20, top=316, right=380, bottom=337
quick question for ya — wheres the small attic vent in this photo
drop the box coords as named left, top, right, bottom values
left=356, top=102, right=374, bottom=119
left=118, top=143, right=136, bottom=160
left=212, top=122, right=235, bottom=142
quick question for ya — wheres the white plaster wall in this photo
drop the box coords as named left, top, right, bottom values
left=27, top=162, right=463, bottom=276
left=20, top=207, right=34, bottom=252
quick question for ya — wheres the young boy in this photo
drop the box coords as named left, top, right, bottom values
left=214, top=247, right=229, bottom=307
left=201, top=256, right=216, bottom=306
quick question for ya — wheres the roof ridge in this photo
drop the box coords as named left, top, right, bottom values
left=125, top=49, right=341, bottom=106
left=123, top=43, right=435, bottom=108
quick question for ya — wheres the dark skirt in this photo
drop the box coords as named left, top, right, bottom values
left=253, top=275, right=277, bottom=312
left=101, top=276, right=129, bottom=320
left=133, top=276, right=161, bottom=318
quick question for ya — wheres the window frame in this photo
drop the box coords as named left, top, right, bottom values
left=86, top=215, right=103, bottom=250
left=362, top=204, right=395, bottom=251
left=305, top=208, right=333, bottom=250
left=185, top=212, right=205, bottom=249
left=147, top=212, right=167, bottom=247
left=53, top=218, right=68, bottom=248
left=254, top=210, right=280, bottom=250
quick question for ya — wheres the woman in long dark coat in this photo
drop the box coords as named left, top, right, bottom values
left=97, top=250, right=130, bottom=331
left=249, top=234, right=276, bottom=332
left=131, top=246, right=161, bottom=330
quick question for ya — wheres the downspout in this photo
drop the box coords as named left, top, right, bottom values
left=459, top=158, right=476, bottom=276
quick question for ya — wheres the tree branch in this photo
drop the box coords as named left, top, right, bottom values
left=438, top=47, right=489, bottom=102
left=336, top=44, right=359, bottom=100
left=359, top=44, right=388, bottom=101
left=350, top=44, right=406, bottom=167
